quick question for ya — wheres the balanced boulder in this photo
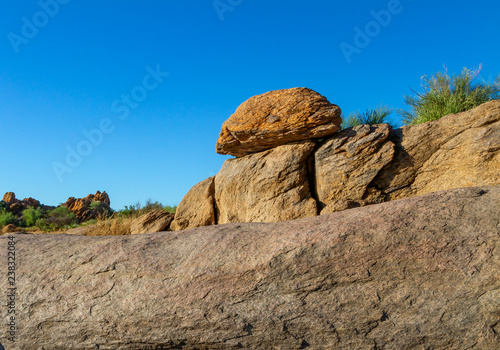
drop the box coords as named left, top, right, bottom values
left=216, top=87, right=341, bottom=157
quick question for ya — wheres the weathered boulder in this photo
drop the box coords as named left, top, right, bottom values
left=170, top=177, right=216, bottom=232
left=411, top=108, right=500, bottom=195
left=63, top=191, right=111, bottom=221
left=1, top=193, right=41, bottom=210
left=22, top=197, right=41, bottom=208
left=315, top=124, right=394, bottom=214
left=373, top=99, right=500, bottom=200
left=2, top=186, right=499, bottom=349
left=130, top=210, right=174, bottom=234
left=2, top=192, right=18, bottom=205
left=2, top=223, right=17, bottom=234
left=216, top=88, right=341, bottom=157
left=215, top=141, right=317, bottom=224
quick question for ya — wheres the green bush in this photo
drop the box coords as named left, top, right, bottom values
left=400, top=66, right=500, bottom=125
left=38, top=206, right=77, bottom=230
left=22, top=207, right=45, bottom=227
left=341, top=106, right=394, bottom=129
left=0, top=201, right=7, bottom=213
left=0, top=212, right=16, bottom=228
left=89, top=201, right=113, bottom=218
left=119, top=199, right=174, bottom=218
left=163, top=205, right=177, bottom=214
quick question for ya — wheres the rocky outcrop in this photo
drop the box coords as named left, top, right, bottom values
left=314, top=124, right=394, bottom=214
left=130, top=210, right=174, bottom=234
left=170, top=177, right=216, bottom=232
left=1, top=192, right=41, bottom=213
left=215, top=141, right=317, bottom=224
left=3, top=186, right=500, bottom=349
left=62, top=191, right=111, bottom=222
left=372, top=99, right=500, bottom=200
left=175, top=99, right=500, bottom=230
left=2, top=192, right=17, bottom=205
left=216, top=88, right=341, bottom=157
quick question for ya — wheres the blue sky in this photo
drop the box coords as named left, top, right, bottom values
left=1, top=0, right=499, bottom=210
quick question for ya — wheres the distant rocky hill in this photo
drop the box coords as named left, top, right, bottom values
left=0, top=191, right=111, bottom=233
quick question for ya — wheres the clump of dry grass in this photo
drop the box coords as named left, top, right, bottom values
left=84, top=215, right=133, bottom=236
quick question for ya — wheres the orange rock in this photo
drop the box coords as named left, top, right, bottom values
left=216, top=88, right=341, bottom=157
left=2, top=192, right=18, bottom=205
left=62, top=191, right=111, bottom=221
left=2, top=224, right=18, bottom=234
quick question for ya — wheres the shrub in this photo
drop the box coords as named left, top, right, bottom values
left=163, top=205, right=177, bottom=214
left=119, top=199, right=176, bottom=217
left=0, top=201, right=7, bottom=213
left=22, top=207, right=45, bottom=227
left=0, top=212, right=16, bottom=228
left=38, top=206, right=78, bottom=230
left=341, top=106, right=394, bottom=129
left=400, top=66, right=500, bottom=125
left=89, top=201, right=113, bottom=218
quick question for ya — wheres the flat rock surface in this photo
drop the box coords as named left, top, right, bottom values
left=216, top=88, right=341, bottom=157
left=1, top=185, right=500, bottom=349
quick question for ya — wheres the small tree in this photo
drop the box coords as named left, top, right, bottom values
left=22, top=207, right=45, bottom=227
left=400, top=66, right=500, bottom=125
left=89, top=201, right=113, bottom=218
left=341, top=105, right=393, bottom=129
left=0, top=212, right=15, bottom=228
left=38, top=206, right=78, bottom=230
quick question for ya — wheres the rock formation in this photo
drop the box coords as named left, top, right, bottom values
left=314, top=123, right=394, bottom=214
left=174, top=97, right=500, bottom=229
left=372, top=99, right=500, bottom=200
left=215, top=141, right=317, bottom=224
left=216, top=87, right=342, bottom=157
left=2, top=186, right=499, bottom=349
left=62, top=191, right=111, bottom=222
left=130, top=210, right=174, bottom=234
left=170, top=176, right=216, bottom=231
left=1, top=192, right=41, bottom=213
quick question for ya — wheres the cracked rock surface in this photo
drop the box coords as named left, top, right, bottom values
left=2, top=185, right=500, bottom=349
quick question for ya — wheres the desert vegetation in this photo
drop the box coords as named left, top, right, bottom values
left=341, top=66, right=499, bottom=129
left=341, top=105, right=393, bottom=129
left=0, top=196, right=176, bottom=234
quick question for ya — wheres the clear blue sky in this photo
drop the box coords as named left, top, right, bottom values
left=1, top=0, right=499, bottom=210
